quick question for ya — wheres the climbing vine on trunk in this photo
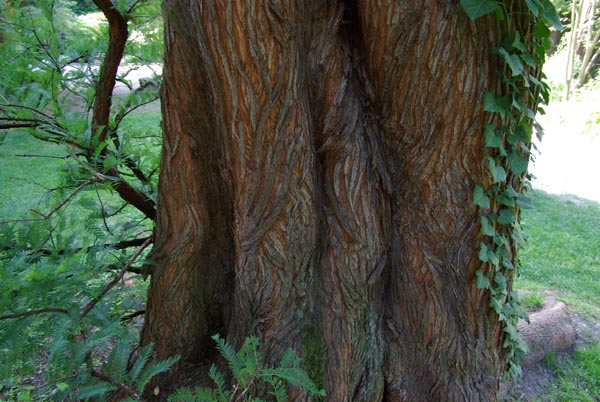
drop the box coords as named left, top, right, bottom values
left=462, top=0, right=562, bottom=380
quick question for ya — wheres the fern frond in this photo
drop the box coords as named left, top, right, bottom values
left=103, top=335, right=131, bottom=380
left=208, top=364, right=230, bottom=401
left=211, top=334, right=245, bottom=383
left=260, top=367, right=324, bottom=396
left=269, top=378, right=288, bottom=402
left=278, top=348, right=300, bottom=368
left=167, top=386, right=222, bottom=402
left=74, top=381, right=117, bottom=400
left=136, top=354, right=179, bottom=394
left=128, top=343, right=153, bottom=382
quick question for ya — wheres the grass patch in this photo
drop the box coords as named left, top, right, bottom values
left=544, top=342, right=600, bottom=401
left=520, top=291, right=545, bottom=311
left=517, top=190, right=600, bottom=320
left=0, top=133, right=66, bottom=218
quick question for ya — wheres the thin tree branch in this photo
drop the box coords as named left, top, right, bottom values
left=90, top=367, right=140, bottom=399
left=0, top=237, right=153, bottom=257
left=0, top=307, right=69, bottom=321
left=80, top=237, right=152, bottom=318
left=121, top=310, right=145, bottom=322
left=0, top=180, right=94, bottom=224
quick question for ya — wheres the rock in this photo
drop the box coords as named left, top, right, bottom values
left=518, top=292, right=577, bottom=367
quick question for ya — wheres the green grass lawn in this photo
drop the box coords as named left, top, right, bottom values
left=0, top=133, right=66, bottom=218
left=517, top=191, right=600, bottom=320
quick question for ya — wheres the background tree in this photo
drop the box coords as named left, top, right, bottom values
left=561, top=0, right=600, bottom=98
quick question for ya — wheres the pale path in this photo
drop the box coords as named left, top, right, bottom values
left=530, top=91, right=600, bottom=203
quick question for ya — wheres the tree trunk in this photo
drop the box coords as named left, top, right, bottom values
left=142, top=1, right=530, bottom=401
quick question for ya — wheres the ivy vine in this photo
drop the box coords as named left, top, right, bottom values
left=461, top=0, right=563, bottom=380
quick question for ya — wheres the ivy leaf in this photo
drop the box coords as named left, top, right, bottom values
left=460, top=0, right=498, bottom=20
left=525, top=0, right=540, bottom=16
left=502, top=257, right=514, bottom=270
left=484, top=92, right=509, bottom=118
left=473, top=184, right=490, bottom=209
left=516, top=195, right=533, bottom=209
left=520, top=53, right=535, bottom=68
left=487, top=157, right=507, bottom=183
left=508, top=150, right=529, bottom=175
left=497, top=208, right=516, bottom=225
left=537, top=0, right=563, bottom=31
left=498, top=48, right=524, bottom=77
left=476, top=269, right=491, bottom=289
left=480, top=215, right=496, bottom=237
left=495, top=271, right=507, bottom=292
left=479, top=242, right=490, bottom=262
left=485, top=124, right=504, bottom=149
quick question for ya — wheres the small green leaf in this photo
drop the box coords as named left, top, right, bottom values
left=502, top=257, right=514, bottom=270
left=497, top=208, right=516, bottom=225
left=485, top=124, right=504, bottom=149
left=480, top=215, right=496, bottom=236
left=460, top=0, right=498, bottom=20
left=497, top=191, right=516, bottom=207
left=520, top=53, right=535, bottom=68
left=487, top=157, right=507, bottom=183
left=479, top=242, right=490, bottom=262
left=476, top=269, right=491, bottom=289
left=484, top=92, right=506, bottom=116
left=525, top=0, right=540, bottom=16
left=56, top=383, right=69, bottom=392
left=516, top=195, right=533, bottom=209
left=498, top=48, right=524, bottom=76
left=538, top=0, right=563, bottom=31
left=495, top=271, right=507, bottom=292
left=473, top=184, right=490, bottom=209
left=508, top=150, right=529, bottom=175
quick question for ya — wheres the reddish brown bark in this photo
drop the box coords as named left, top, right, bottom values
left=91, top=0, right=157, bottom=221
left=142, top=1, right=534, bottom=401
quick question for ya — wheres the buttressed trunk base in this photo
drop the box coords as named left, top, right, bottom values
left=142, top=1, right=524, bottom=401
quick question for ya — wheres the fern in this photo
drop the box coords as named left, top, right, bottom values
left=135, top=354, right=180, bottom=394
left=208, top=364, right=231, bottom=401
left=75, top=382, right=117, bottom=400
left=212, top=334, right=246, bottom=383
left=168, top=386, right=225, bottom=402
left=168, top=335, right=325, bottom=402
left=128, top=343, right=153, bottom=382
left=269, top=378, right=288, bottom=402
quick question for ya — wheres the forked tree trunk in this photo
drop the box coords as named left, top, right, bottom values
left=141, top=1, right=530, bottom=401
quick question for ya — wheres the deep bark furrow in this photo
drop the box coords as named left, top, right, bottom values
left=141, top=3, right=235, bottom=366
left=310, top=16, right=389, bottom=397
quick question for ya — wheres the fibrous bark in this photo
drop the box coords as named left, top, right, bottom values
left=142, top=1, right=532, bottom=401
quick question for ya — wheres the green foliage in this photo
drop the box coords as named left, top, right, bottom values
left=168, top=335, right=325, bottom=402
left=461, top=0, right=562, bottom=381
left=0, top=0, right=165, bottom=399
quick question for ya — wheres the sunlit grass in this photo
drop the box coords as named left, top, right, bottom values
left=517, top=190, right=600, bottom=321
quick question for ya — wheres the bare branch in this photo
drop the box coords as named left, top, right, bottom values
left=0, top=237, right=153, bottom=257
left=0, top=180, right=94, bottom=224
left=90, top=367, right=141, bottom=399
left=121, top=310, right=145, bottom=322
left=80, top=237, right=152, bottom=318
left=0, top=307, right=69, bottom=321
